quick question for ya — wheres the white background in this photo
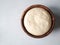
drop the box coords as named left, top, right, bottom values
left=0, top=0, right=60, bottom=45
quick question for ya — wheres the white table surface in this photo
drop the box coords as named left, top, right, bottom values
left=0, top=0, right=60, bottom=45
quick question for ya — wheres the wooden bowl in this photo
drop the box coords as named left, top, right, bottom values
left=21, top=4, right=55, bottom=38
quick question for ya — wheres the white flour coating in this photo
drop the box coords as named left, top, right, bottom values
left=24, top=8, right=51, bottom=36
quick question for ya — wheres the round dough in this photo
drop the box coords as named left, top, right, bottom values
left=24, top=8, right=51, bottom=36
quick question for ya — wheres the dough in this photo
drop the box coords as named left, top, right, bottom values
left=24, top=8, right=51, bottom=36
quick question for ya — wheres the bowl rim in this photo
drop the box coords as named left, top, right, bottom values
left=21, top=4, right=55, bottom=38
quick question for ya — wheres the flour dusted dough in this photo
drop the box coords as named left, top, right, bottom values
left=24, top=8, right=51, bottom=36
